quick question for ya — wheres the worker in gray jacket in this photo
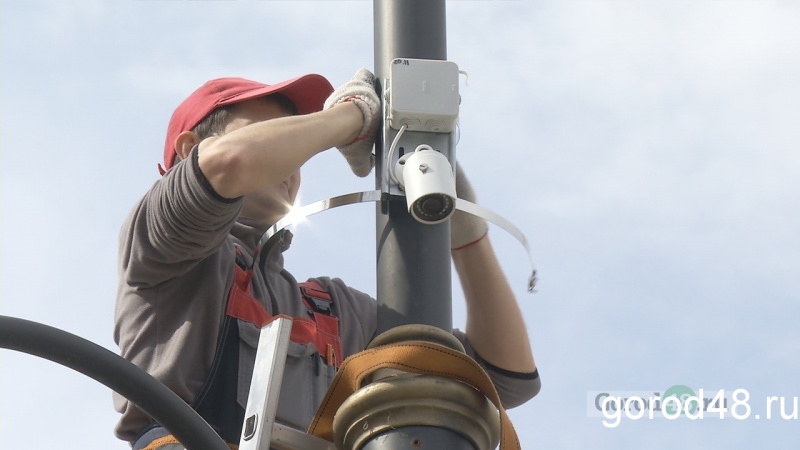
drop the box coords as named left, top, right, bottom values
left=114, top=69, right=540, bottom=450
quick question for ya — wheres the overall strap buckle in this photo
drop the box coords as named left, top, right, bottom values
left=299, top=281, right=333, bottom=315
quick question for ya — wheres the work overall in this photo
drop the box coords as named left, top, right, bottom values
left=133, top=240, right=343, bottom=450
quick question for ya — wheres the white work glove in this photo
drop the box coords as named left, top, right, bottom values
left=451, top=163, right=489, bottom=250
left=323, top=69, right=381, bottom=177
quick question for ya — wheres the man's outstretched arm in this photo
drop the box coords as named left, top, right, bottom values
left=453, top=235, right=536, bottom=374
left=450, top=167, right=537, bottom=375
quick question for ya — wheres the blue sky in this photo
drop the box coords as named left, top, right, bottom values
left=2, top=1, right=799, bottom=449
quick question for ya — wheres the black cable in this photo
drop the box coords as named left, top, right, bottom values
left=0, top=315, right=229, bottom=450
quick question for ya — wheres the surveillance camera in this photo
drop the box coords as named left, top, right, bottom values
left=395, top=146, right=456, bottom=224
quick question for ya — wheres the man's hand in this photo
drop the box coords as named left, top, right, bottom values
left=324, top=69, right=381, bottom=177
left=451, top=163, right=489, bottom=250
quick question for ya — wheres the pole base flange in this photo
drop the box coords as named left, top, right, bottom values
left=333, top=374, right=501, bottom=450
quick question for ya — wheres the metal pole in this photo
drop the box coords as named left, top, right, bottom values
left=369, top=1, right=475, bottom=449
left=374, top=0, right=452, bottom=335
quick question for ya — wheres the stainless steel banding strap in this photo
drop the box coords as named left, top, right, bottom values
left=255, top=190, right=537, bottom=293
left=257, top=191, right=384, bottom=250
left=455, top=198, right=538, bottom=293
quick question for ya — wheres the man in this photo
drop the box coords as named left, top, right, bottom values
left=114, top=69, right=540, bottom=449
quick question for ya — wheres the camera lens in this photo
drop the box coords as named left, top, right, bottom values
left=412, top=194, right=454, bottom=224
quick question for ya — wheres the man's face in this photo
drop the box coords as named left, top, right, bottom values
left=221, top=97, right=300, bottom=224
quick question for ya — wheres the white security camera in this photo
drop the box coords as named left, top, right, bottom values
left=395, top=145, right=456, bottom=224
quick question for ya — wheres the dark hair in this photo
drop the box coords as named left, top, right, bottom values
left=191, top=93, right=298, bottom=140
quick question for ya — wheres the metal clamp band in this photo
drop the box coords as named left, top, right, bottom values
left=455, top=199, right=538, bottom=292
left=255, top=190, right=537, bottom=293
left=256, top=190, right=384, bottom=252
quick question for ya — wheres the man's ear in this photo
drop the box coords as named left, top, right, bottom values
left=174, top=131, right=201, bottom=162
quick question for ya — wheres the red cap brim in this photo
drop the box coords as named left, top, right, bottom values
left=161, top=74, right=334, bottom=174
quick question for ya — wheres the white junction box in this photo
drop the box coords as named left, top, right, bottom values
left=388, top=58, right=460, bottom=133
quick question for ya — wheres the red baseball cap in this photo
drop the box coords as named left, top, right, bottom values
left=160, top=74, right=334, bottom=174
